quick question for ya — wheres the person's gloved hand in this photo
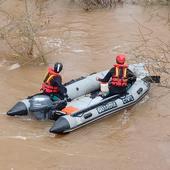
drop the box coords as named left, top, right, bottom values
left=66, top=98, right=72, bottom=102
left=63, top=93, right=68, bottom=98
left=63, top=93, right=71, bottom=102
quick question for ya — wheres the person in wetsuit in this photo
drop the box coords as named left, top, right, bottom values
left=41, top=62, right=70, bottom=102
left=97, top=54, right=136, bottom=96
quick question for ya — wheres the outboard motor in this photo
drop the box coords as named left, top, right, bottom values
left=29, top=95, right=54, bottom=120
left=29, top=95, right=67, bottom=120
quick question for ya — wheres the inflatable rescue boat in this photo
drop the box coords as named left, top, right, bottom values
left=7, top=64, right=160, bottom=134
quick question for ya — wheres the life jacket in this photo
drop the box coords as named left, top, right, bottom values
left=111, top=64, right=128, bottom=87
left=41, top=67, right=61, bottom=93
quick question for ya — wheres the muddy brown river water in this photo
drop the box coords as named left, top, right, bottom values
left=0, top=1, right=170, bottom=170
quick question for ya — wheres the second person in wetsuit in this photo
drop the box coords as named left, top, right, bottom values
left=97, top=54, right=136, bottom=96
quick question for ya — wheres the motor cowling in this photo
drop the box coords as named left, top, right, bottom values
left=29, top=95, right=54, bottom=120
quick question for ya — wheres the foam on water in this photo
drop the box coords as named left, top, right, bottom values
left=139, top=95, right=150, bottom=104
left=0, top=134, right=49, bottom=140
left=120, top=109, right=130, bottom=126
left=0, top=112, right=6, bottom=115
left=72, top=49, right=84, bottom=53
left=8, top=63, right=20, bottom=71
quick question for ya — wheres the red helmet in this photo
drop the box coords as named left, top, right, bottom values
left=116, top=54, right=126, bottom=64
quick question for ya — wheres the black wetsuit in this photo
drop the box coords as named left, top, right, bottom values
left=99, top=67, right=136, bottom=96
left=44, top=76, right=68, bottom=110
left=50, top=76, right=67, bottom=100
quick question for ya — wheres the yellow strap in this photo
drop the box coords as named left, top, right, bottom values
left=46, top=75, right=54, bottom=84
left=123, top=68, right=127, bottom=78
left=115, top=67, right=119, bottom=77
left=43, top=72, right=49, bottom=82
